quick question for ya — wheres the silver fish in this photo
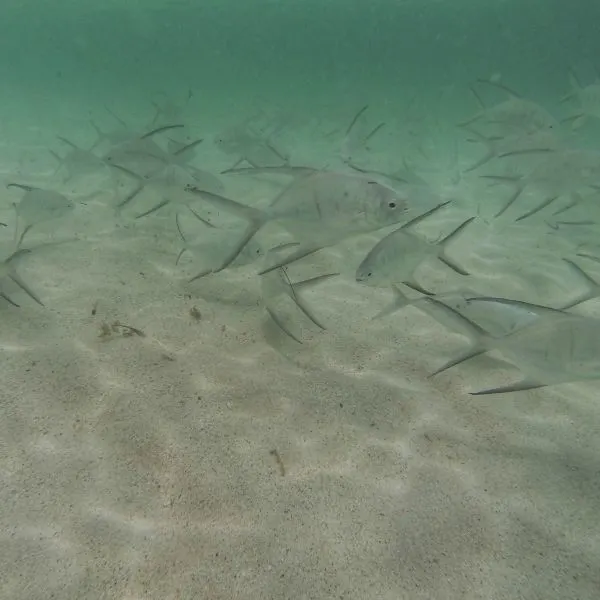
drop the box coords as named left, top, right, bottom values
left=103, top=124, right=193, bottom=180
left=356, top=202, right=472, bottom=294
left=482, top=148, right=600, bottom=219
left=0, top=249, right=44, bottom=307
left=461, top=126, right=560, bottom=173
left=377, top=257, right=600, bottom=327
left=7, top=183, right=74, bottom=248
left=214, top=111, right=289, bottom=169
left=376, top=284, right=548, bottom=338
left=109, top=163, right=223, bottom=217
left=175, top=211, right=266, bottom=282
left=560, top=69, right=600, bottom=129
left=428, top=296, right=600, bottom=395
left=261, top=262, right=338, bottom=344
left=186, top=167, right=409, bottom=275
left=459, top=79, right=559, bottom=138
left=50, top=136, right=107, bottom=183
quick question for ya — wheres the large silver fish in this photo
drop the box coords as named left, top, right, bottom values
left=186, top=166, right=409, bottom=274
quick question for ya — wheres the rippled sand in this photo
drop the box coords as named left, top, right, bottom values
left=1, top=105, right=600, bottom=599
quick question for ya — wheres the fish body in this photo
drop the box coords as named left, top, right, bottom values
left=462, top=126, right=560, bottom=173
left=428, top=296, right=600, bottom=394
left=561, top=71, right=600, bottom=128
left=8, top=184, right=74, bottom=247
left=267, top=171, right=404, bottom=240
left=214, top=111, right=290, bottom=168
left=186, top=168, right=408, bottom=274
left=482, top=148, right=600, bottom=218
left=109, top=162, right=223, bottom=215
left=461, top=96, right=558, bottom=139
left=356, top=206, right=473, bottom=291
left=375, top=285, right=542, bottom=338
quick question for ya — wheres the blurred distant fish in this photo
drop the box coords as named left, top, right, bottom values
left=109, top=162, right=223, bottom=217
left=427, top=296, right=600, bottom=395
left=151, top=89, right=194, bottom=126
left=461, top=126, right=560, bottom=173
left=6, top=183, right=74, bottom=248
left=459, top=78, right=559, bottom=139
left=103, top=124, right=196, bottom=180
left=481, top=148, right=600, bottom=219
left=186, top=166, right=409, bottom=275
left=50, top=136, right=107, bottom=183
left=561, top=69, right=600, bottom=129
left=214, top=111, right=290, bottom=169
left=339, top=104, right=386, bottom=165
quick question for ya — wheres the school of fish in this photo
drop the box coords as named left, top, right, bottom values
left=4, top=75, right=600, bottom=396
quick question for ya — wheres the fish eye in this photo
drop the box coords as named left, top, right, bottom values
left=388, top=201, right=396, bottom=208
left=367, top=272, right=372, bottom=277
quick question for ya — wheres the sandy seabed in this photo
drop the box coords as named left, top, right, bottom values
left=0, top=108, right=599, bottom=600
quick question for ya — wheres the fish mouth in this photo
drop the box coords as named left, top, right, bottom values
left=355, top=274, right=374, bottom=285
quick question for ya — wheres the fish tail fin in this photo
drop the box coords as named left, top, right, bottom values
left=436, top=217, right=475, bottom=275
left=104, top=104, right=129, bottom=128
left=514, top=196, right=558, bottom=222
left=287, top=272, right=339, bottom=330
left=422, top=297, right=489, bottom=376
left=475, top=77, right=522, bottom=98
left=174, top=213, right=190, bottom=265
left=258, top=243, right=323, bottom=275
left=479, top=175, right=525, bottom=214
left=552, top=193, right=581, bottom=217
left=264, top=305, right=303, bottom=344
left=89, top=120, right=106, bottom=149
left=560, top=257, right=600, bottom=309
left=373, top=284, right=417, bottom=320
left=3, top=249, right=44, bottom=306
left=464, top=152, right=495, bottom=174
left=493, top=183, right=525, bottom=218
left=48, top=150, right=64, bottom=176
left=186, top=187, right=264, bottom=225
left=185, top=187, right=267, bottom=273
left=560, top=69, right=582, bottom=102
left=107, top=163, right=146, bottom=208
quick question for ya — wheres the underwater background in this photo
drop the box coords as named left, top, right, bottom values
left=1, top=1, right=600, bottom=599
